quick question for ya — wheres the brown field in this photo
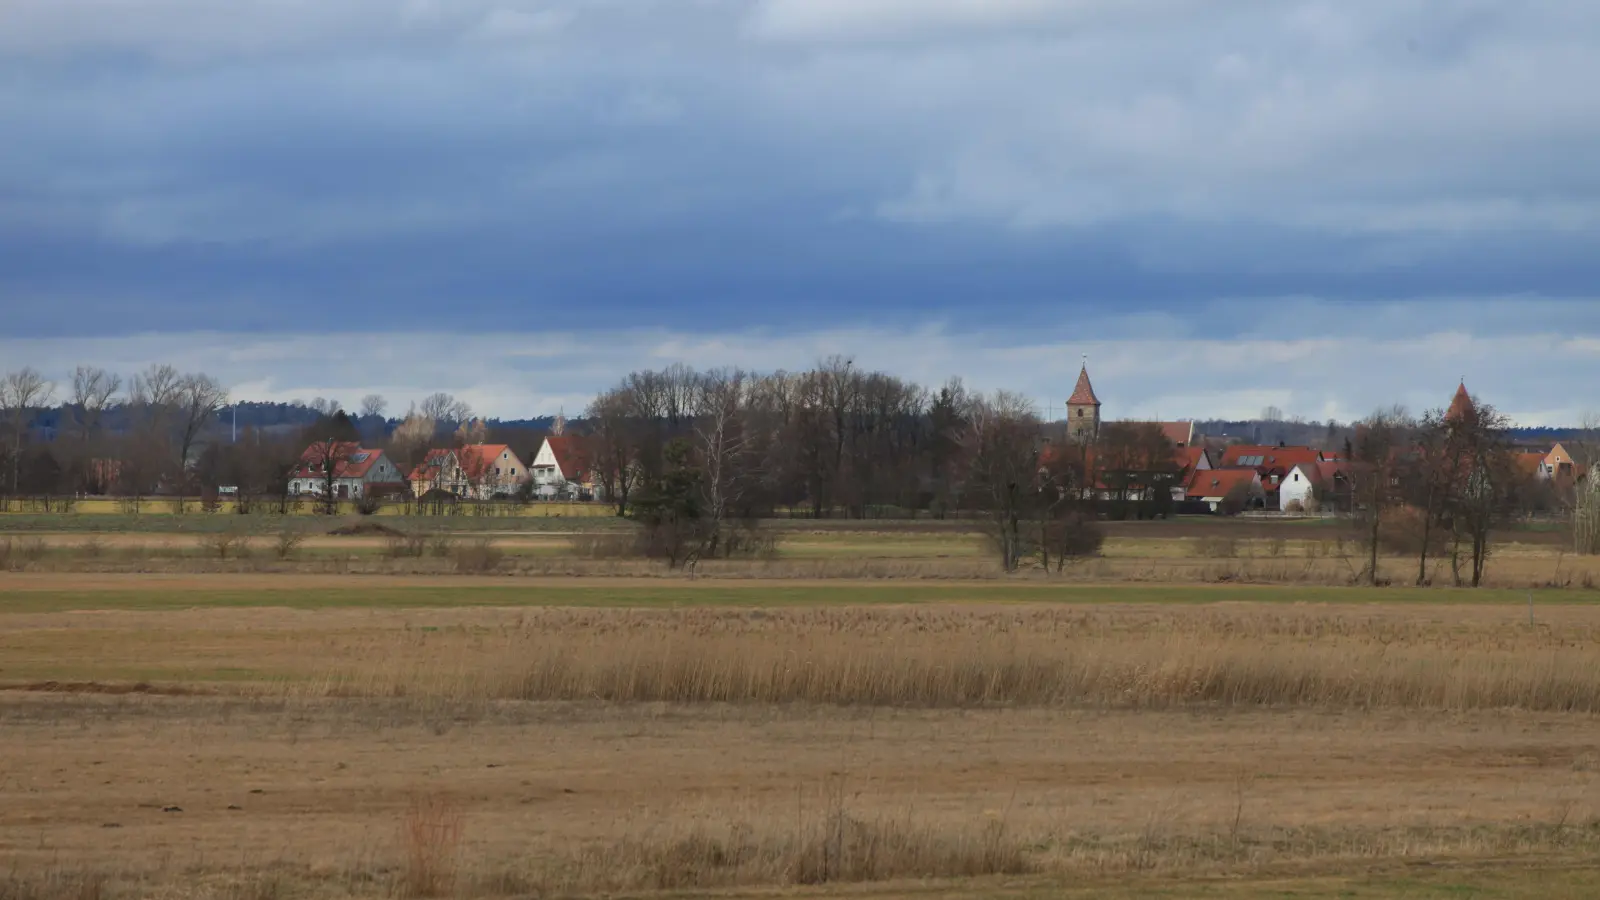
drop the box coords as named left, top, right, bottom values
left=1, top=521, right=1594, bottom=589
left=3, top=515, right=1599, bottom=897
left=4, top=591, right=1600, bottom=898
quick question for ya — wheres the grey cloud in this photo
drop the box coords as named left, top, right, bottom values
left=2, top=0, right=1599, bottom=339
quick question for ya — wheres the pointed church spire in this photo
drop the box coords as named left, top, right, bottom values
left=1447, top=381, right=1474, bottom=422
left=1067, top=361, right=1101, bottom=407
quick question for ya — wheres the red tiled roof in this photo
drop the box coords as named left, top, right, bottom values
left=1067, top=366, right=1100, bottom=406
left=1218, top=445, right=1326, bottom=471
left=456, top=444, right=513, bottom=479
left=408, top=448, right=455, bottom=484
left=1185, top=467, right=1260, bottom=499
left=1312, top=460, right=1354, bottom=484
left=1176, top=445, right=1209, bottom=473
left=290, top=443, right=393, bottom=481
left=1165, top=422, right=1193, bottom=447
left=542, top=436, right=590, bottom=481
left=1511, top=451, right=1546, bottom=477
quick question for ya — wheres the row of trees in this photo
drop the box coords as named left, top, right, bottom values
left=0, top=364, right=497, bottom=505
left=3, top=361, right=1594, bottom=584
left=1348, top=399, right=1594, bottom=587
left=1, top=365, right=227, bottom=502
left=581, top=370, right=1107, bottom=571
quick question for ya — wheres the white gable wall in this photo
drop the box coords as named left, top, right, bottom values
left=1280, top=464, right=1317, bottom=511
left=531, top=440, right=566, bottom=483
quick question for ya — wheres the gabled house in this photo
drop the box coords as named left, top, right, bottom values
left=287, top=443, right=405, bottom=499
left=1185, top=467, right=1265, bottom=514
left=1279, top=460, right=1353, bottom=512
left=408, top=448, right=459, bottom=498
left=531, top=435, right=595, bottom=499
left=1218, top=444, right=1335, bottom=506
left=1535, top=443, right=1578, bottom=481
left=456, top=444, right=528, bottom=499
left=409, top=444, right=528, bottom=500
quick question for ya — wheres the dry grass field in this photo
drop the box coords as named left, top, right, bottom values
left=3, top=580, right=1600, bottom=898
left=0, top=516, right=1593, bottom=590
left=3, top=515, right=1599, bottom=896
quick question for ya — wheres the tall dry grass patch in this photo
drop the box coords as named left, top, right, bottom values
left=302, top=606, right=1600, bottom=713
left=398, top=793, right=463, bottom=898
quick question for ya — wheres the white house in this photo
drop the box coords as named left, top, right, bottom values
left=287, top=442, right=405, bottom=499
left=1278, top=460, right=1354, bottom=512
left=531, top=436, right=595, bottom=499
left=1279, top=463, right=1319, bottom=512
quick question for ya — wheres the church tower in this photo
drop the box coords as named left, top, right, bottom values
left=1067, top=360, right=1102, bottom=442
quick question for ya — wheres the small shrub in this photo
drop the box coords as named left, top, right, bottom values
left=1042, top=513, right=1106, bottom=570
left=199, top=531, right=252, bottom=560
left=715, top=524, right=780, bottom=561
left=570, top=532, right=643, bottom=559
left=1, top=537, right=49, bottom=569
left=354, top=493, right=383, bottom=516
left=427, top=533, right=458, bottom=558
left=384, top=532, right=429, bottom=559
left=452, top=538, right=504, bottom=574
left=1193, top=536, right=1239, bottom=559
left=274, top=530, right=307, bottom=560
left=1378, top=506, right=1447, bottom=557
left=330, top=521, right=403, bottom=537
left=1264, top=537, right=1287, bottom=558
left=78, top=536, right=106, bottom=559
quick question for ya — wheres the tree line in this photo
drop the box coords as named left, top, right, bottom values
left=2, top=361, right=1594, bottom=582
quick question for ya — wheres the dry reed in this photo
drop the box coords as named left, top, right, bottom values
left=301, top=606, right=1600, bottom=713
left=398, top=793, right=463, bottom=898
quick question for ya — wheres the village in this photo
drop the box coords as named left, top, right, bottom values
left=278, top=363, right=1589, bottom=520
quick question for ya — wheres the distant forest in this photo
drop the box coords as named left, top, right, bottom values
left=18, top=402, right=1585, bottom=446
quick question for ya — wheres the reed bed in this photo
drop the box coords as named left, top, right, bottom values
left=302, top=606, right=1600, bottom=713
left=13, top=814, right=1600, bottom=898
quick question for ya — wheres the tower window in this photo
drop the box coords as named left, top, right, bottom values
left=1077, top=409, right=1084, bottom=417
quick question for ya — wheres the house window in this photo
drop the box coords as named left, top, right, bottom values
left=1293, top=473, right=1300, bottom=482
left=1076, top=409, right=1084, bottom=417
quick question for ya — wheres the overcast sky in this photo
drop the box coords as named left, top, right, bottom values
left=2, top=1, right=1597, bottom=423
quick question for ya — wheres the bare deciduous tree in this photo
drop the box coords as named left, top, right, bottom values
left=419, top=392, right=472, bottom=427
left=587, top=386, right=642, bottom=516
left=693, top=368, right=756, bottom=556
left=1570, top=414, right=1600, bottom=555
left=1451, top=400, right=1516, bottom=587
left=173, top=373, right=229, bottom=480
left=961, top=391, right=1041, bottom=572
left=69, top=366, right=122, bottom=442
left=1350, top=406, right=1410, bottom=585
left=390, top=406, right=437, bottom=473
left=359, top=394, right=388, bottom=419
left=1, top=367, right=56, bottom=496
